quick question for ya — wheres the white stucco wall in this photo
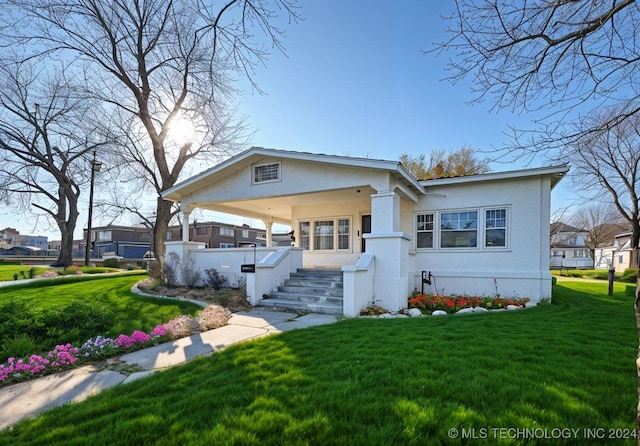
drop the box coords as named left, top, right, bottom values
left=407, top=175, right=553, bottom=301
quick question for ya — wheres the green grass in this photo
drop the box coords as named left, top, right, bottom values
left=0, top=265, right=49, bottom=281
left=0, top=274, right=203, bottom=356
left=0, top=279, right=636, bottom=445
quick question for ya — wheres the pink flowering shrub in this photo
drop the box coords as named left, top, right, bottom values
left=115, top=330, right=151, bottom=349
left=0, top=306, right=230, bottom=386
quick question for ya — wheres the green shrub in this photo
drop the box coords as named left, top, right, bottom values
left=622, top=268, right=638, bottom=283
left=585, top=270, right=609, bottom=280
left=1, top=334, right=37, bottom=361
left=41, top=300, right=116, bottom=346
left=102, top=258, right=120, bottom=268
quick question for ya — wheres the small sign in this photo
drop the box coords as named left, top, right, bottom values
left=241, top=264, right=255, bottom=273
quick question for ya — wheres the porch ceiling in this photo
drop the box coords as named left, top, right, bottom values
left=191, top=186, right=375, bottom=225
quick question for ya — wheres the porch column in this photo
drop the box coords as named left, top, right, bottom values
left=182, top=210, right=191, bottom=242
left=371, top=191, right=400, bottom=232
left=263, top=218, right=273, bottom=247
left=366, top=190, right=409, bottom=311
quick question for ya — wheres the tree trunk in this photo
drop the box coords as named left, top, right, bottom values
left=152, top=197, right=174, bottom=266
left=51, top=215, right=78, bottom=267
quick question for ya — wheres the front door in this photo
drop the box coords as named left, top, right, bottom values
left=361, top=214, right=371, bottom=252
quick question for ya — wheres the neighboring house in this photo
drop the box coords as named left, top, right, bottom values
left=0, top=227, right=48, bottom=250
left=549, top=223, right=593, bottom=269
left=162, top=147, right=568, bottom=316
left=594, top=232, right=633, bottom=272
left=83, top=225, right=153, bottom=259
left=166, top=221, right=263, bottom=248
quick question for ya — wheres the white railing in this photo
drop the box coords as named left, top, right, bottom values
left=342, top=253, right=375, bottom=317
left=245, top=247, right=304, bottom=305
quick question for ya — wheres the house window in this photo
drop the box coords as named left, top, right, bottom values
left=338, top=219, right=350, bottom=250
left=220, top=227, right=234, bottom=237
left=220, top=243, right=234, bottom=248
left=166, top=231, right=173, bottom=240
left=575, top=249, right=589, bottom=258
left=485, top=208, right=507, bottom=247
left=416, top=213, right=434, bottom=248
left=196, top=226, right=207, bottom=236
left=301, top=218, right=351, bottom=252
left=314, top=220, right=334, bottom=250
left=619, top=255, right=624, bottom=264
left=253, top=162, right=280, bottom=183
left=242, top=229, right=249, bottom=238
left=440, top=211, right=478, bottom=248
left=96, top=230, right=111, bottom=241
left=299, top=221, right=310, bottom=249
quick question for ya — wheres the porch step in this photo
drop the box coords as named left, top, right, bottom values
left=258, top=268, right=343, bottom=315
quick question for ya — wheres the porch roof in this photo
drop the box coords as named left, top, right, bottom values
left=162, top=147, right=427, bottom=225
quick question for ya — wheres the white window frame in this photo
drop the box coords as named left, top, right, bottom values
left=220, top=227, right=234, bottom=237
left=484, top=208, right=508, bottom=249
left=440, top=210, right=479, bottom=249
left=415, top=212, right=435, bottom=249
left=414, top=207, right=510, bottom=251
left=220, top=243, right=235, bottom=248
left=299, top=217, right=351, bottom=252
left=252, top=161, right=281, bottom=184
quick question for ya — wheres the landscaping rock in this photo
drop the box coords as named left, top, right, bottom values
left=506, top=304, right=521, bottom=310
left=525, top=301, right=538, bottom=308
left=379, top=313, right=394, bottom=318
left=456, top=307, right=474, bottom=314
left=408, top=308, right=423, bottom=317
left=431, top=310, right=447, bottom=316
left=473, top=306, right=488, bottom=313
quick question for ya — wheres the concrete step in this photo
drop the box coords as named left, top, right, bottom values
left=268, top=291, right=343, bottom=305
left=278, top=284, right=343, bottom=296
left=258, top=298, right=343, bottom=315
left=289, top=273, right=343, bottom=282
left=284, top=279, right=344, bottom=289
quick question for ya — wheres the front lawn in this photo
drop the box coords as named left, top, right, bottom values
left=0, top=280, right=636, bottom=445
left=0, top=273, right=203, bottom=360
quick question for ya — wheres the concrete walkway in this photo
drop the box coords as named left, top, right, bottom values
left=0, top=309, right=338, bottom=431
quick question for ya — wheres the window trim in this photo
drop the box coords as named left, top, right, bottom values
left=252, top=161, right=281, bottom=184
left=298, top=217, right=351, bottom=252
left=415, top=212, right=435, bottom=249
left=219, top=227, right=234, bottom=237
left=414, top=206, right=510, bottom=251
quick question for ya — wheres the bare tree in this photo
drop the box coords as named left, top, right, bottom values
left=400, top=146, right=490, bottom=180
left=566, top=112, right=640, bottom=258
left=438, top=1, right=640, bottom=434
left=0, top=61, right=106, bottom=267
left=569, top=203, right=626, bottom=258
left=438, top=1, right=640, bottom=155
left=0, top=0, right=298, bottom=263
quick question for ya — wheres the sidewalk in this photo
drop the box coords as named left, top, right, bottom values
left=0, top=309, right=338, bottom=430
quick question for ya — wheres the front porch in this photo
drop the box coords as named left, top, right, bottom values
left=161, top=148, right=426, bottom=316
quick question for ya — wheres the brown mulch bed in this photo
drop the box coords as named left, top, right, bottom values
left=136, top=278, right=252, bottom=312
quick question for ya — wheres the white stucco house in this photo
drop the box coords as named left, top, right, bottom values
left=162, top=147, right=568, bottom=316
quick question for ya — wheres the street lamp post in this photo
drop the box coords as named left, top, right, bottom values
left=84, top=151, right=102, bottom=266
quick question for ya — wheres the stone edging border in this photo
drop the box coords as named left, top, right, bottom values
left=363, top=301, right=540, bottom=319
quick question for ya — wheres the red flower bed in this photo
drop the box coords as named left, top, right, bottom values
left=408, top=293, right=530, bottom=314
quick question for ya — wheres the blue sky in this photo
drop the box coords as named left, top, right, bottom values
left=4, top=0, right=577, bottom=239
left=235, top=0, right=575, bottom=205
